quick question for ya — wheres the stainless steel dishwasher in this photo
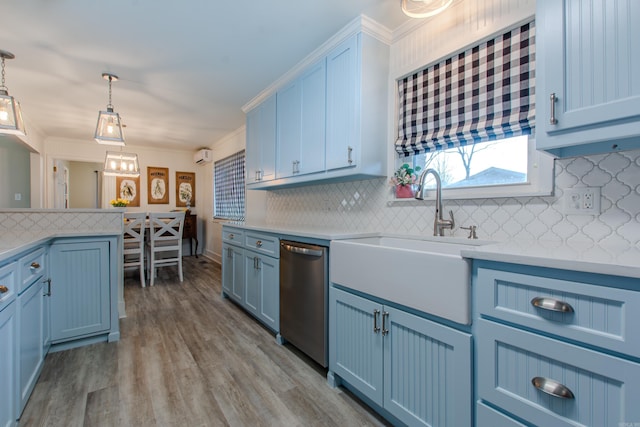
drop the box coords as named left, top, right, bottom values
left=279, top=240, right=328, bottom=367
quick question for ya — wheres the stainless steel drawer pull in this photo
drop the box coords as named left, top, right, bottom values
left=382, top=311, right=389, bottom=336
left=228, top=233, right=234, bottom=240
left=532, top=377, right=575, bottom=399
left=549, top=93, right=558, bottom=125
left=531, top=297, right=574, bottom=313
left=373, top=309, right=380, bottom=333
left=31, top=262, right=41, bottom=269
left=256, top=240, right=263, bottom=248
left=0, top=285, right=8, bottom=294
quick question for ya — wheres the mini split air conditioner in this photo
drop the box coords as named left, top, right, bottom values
left=194, top=149, right=213, bottom=164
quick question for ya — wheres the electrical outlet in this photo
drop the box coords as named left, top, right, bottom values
left=564, top=187, right=601, bottom=215
left=14, top=193, right=21, bottom=201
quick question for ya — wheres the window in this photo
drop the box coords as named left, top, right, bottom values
left=214, top=150, right=245, bottom=220
left=394, top=20, right=552, bottom=198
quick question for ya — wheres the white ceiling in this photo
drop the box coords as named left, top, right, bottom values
left=2, top=0, right=410, bottom=151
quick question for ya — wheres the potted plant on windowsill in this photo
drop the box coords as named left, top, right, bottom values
left=390, top=163, right=421, bottom=198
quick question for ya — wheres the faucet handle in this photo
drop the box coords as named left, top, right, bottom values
left=461, top=225, right=478, bottom=239
left=448, top=210, right=455, bottom=229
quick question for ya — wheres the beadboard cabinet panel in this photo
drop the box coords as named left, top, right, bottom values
left=49, top=240, right=111, bottom=342
left=536, top=0, right=640, bottom=156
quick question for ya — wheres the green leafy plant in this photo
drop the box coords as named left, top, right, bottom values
left=390, top=163, right=421, bottom=187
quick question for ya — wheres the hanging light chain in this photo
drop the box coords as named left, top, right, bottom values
left=107, top=75, right=113, bottom=109
left=0, top=55, right=7, bottom=91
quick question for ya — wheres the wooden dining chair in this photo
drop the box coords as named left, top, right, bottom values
left=147, top=212, right=185, bottom=286
left=123, top=212, right=147, bottom=287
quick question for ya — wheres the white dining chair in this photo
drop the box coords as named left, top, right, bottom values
left=147, top=212, right=185, bottom=286
left=123, top=212, right=147, bottom=287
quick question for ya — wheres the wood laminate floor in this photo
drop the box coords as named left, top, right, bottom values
left=19, top=256, right=389, bottom=427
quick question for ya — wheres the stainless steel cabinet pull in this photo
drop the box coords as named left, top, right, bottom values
left=254, top=257, right=261, bottom=270
left=0, top=285, right=8, bottom=294
left=549, top=93, right=558, bottom=125
left=256, top=240, right=263, bottom=248
left=532, top=377, right=575, bottom=399
left=373, top=309, right=380, bottom=333
left=43, top=278, right=51, bottom=297
left=382, top=311, right=389, bottom=336
left=531, top=297, right=574, bottom=313
left=347, top=146, right=353, bottom=165
left=292, top=160, right=300, bottom=174
left=228, top=233, right=235, bottom=240
left=31, top=262, right=40, bottom=269
left=227, top=247, right=233, bottom=258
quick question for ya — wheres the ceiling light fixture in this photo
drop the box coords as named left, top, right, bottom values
left=0, top=49, right=26, bottom=136
left=401, top=0, right=453, bottom=19
left=103, top=150, right=140, bottom=177
left=95, top=73, right=125, bottom=145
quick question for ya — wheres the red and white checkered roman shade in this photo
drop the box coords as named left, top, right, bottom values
left=395, top=20, right=535, bottom=157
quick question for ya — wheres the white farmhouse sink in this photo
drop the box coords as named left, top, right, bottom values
left=330, top=235, right=489, bottom=325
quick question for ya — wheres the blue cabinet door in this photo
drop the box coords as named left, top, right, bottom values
left=246, top=94, right=277, bottom=183
left=329, top=287, right=384, bottom=405
left=222, top=243, right=244, bottom=303
left=0, top=300, right=16, bottom=427
left=384, top=306, right=472, bottom=427
left=16, top=280, right=44, bottom=416
left=277, top=59, right=326, bottom=179
left=49, top=241, right=110, bottom=341
left=258, top=255, right=279, bottom=332
left=244, top=251, right=279, bottom=331
left=244, top=251, right=261, bottom=317
left=536, top=0, right=640, bottom=156
left=326, top=34, right=359, bottom=170
left=299, top=59, right=326, bottom=175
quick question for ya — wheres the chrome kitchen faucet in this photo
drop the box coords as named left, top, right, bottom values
left=415, top=168, right=455, bottom=236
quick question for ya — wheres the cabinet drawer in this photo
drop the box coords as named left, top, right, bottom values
left=477, top=319, right=640, bottom=427
left=477, top=268, right=640, bottom=358
left=19, top=247, right=46, bottom=294
left=0, top=262, right=17, bottom=312
left=245, top=232, right=278, bottom=258
left=222, top=228, right=244, bottom=245
left=476, top=402, right=526, bottom=427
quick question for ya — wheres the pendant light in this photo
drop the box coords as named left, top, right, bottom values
left=103, top=150, right=140, bottom=177
left=0, top=50, right=26, bottom=136
left=401, top=0, right=453, bottom=18
left=95, top=73, right=125, bottom=145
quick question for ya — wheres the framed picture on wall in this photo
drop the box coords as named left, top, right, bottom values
left=116, top=175, right=140, bottom=207
left=147, top=166, right=169, bottom=204
left=175, top=171, right=195, bottom=208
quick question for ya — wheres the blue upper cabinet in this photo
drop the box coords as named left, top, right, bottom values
left=246, top=94, right=277, bottom=184
left=536, top=0, right=640, bottom=158
left=276, top=59, right=326, bottom=179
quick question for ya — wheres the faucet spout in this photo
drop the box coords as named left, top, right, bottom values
left=415, top=168, right=455, bottom=236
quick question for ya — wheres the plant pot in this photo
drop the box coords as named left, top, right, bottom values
left=395, top=184, right=416, bottom=199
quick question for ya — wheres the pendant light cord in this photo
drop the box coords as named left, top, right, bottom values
left=107, top=75, right=113, bottom=110
left=0, top=56, right=7, bottom=92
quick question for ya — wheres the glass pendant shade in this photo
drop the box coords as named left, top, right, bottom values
left=95, top=107, right=125, bottom=145
left=103, top=151, right=140, bottom=177
left=0, top=91, right=26, bottom=136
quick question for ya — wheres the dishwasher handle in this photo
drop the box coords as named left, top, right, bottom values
left=281, top=242, right=324, bottom=257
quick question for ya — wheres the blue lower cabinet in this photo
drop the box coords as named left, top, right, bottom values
left=477, top=319, right=640, bottom=426
left=0, top=299, right=17, bottom=427
left=16, top=280, right=45, bottom=417
left=244, top=250, right=279, bottom=332
left=49, top=240, right=111, bottom=342
left=329, top=287, right=472, bottom=426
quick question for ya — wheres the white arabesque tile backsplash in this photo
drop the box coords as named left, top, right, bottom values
left=265, top=149, right=640, bottom=249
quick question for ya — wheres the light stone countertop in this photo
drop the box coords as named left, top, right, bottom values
left=226, top=222, right=640, bottom=279
left=0, top=230, right=121, bottom=262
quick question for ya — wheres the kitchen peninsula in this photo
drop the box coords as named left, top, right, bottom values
left=0, top=209, right=122, bottom=424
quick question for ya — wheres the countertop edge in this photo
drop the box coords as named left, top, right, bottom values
left=0, top=231, right=121, bottom=262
